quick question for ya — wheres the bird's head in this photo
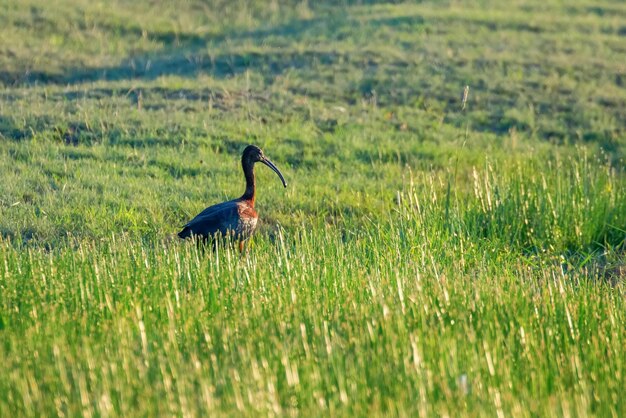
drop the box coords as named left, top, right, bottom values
left=242, top=145, right=287, bottom=188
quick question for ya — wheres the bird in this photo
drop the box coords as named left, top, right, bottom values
left=178, top=145, right=287, bottom=250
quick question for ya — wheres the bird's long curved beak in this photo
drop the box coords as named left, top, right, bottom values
left=261, top=157, right=287, bottom=188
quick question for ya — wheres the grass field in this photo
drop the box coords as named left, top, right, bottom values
left=1, top=0, right=626, bottom=416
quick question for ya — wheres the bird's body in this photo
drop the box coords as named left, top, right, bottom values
left=177, top=198, right=258, bottom=241
left=178, top=145, right=286, bottom=245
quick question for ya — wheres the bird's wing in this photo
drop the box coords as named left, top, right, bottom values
left=184, top=200, right=240, bottom=236
left=192, top=199, right=235, bottom=219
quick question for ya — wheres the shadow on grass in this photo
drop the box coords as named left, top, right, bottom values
left=0, top=116, right=30, bottom=141
left=0, top=14, right=355, bottom=86
left=0, top=7, right=431, bottom=88
left=3, top=50, right=357, bottom=86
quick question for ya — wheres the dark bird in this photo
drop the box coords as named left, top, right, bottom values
left=178, top=145, right=287, bottom=249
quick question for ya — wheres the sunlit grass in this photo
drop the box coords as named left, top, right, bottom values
left=1, top=0, right=626, bottom=416
left=1, top=155, right=625, bottom=416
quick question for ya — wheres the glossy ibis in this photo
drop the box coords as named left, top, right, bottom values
left=178, top=145, right=287, bottom=249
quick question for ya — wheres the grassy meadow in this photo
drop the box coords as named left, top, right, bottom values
left=1, top=0, right=626, bottom=416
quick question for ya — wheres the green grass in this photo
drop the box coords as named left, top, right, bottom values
left=1, top=0, right=626, bottom=416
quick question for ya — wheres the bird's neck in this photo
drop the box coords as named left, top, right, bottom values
left=241, top=160, right=255, bottom=206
